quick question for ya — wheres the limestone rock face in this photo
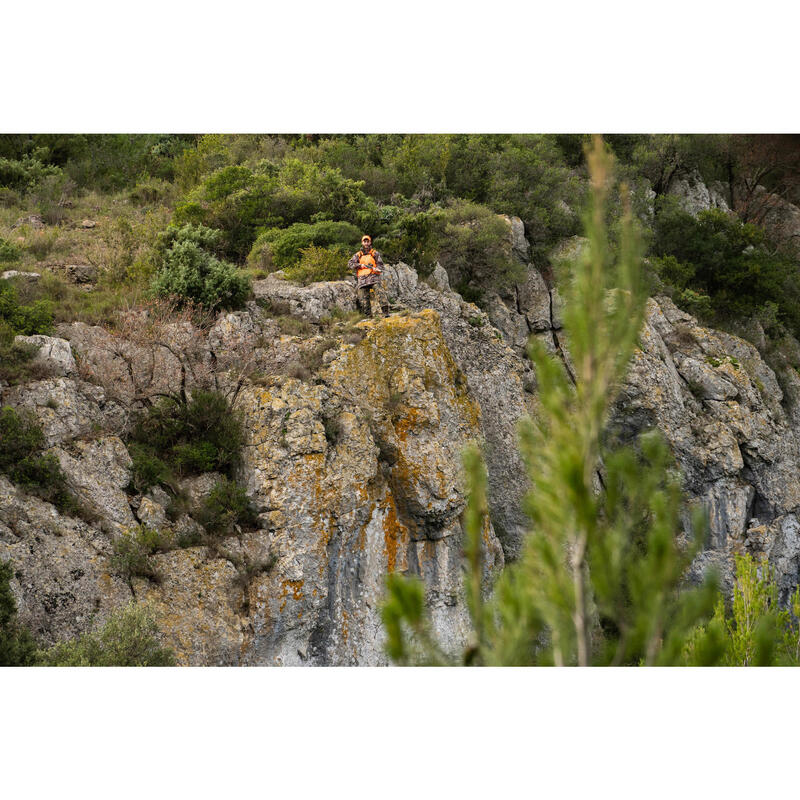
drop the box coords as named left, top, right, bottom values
left=52, top=436, right=135, bottom=533
left=0, top=477, right=131, bottom=646
left=382, top=263, right=533, bottom=560
left=2, top=377, right=126, bottom=447
left=253, top=274, right=357, bottom=322
left=612, top=296, right=800, bottom=600
left=6, top=249, right=800, bottom=664
left=234, top=310, right=504, bottom=665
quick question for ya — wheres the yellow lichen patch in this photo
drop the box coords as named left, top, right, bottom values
left=279, top=579, right=304, bottom=612
left=382, top=493, right=409, bottom=573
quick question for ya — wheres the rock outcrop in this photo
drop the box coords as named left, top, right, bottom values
left=5, top=239, right=800, bottom=663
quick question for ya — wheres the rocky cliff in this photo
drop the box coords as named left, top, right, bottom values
left=4, top=219, right=800, bottom=663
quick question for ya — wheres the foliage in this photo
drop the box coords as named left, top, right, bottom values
left=151, top=223, right=250, bottom=311
left=40, top=601, right=176, bottom=666
left=383, top=138, right=720, bottom=666
left=193, top=477, right=258, bottom=538
left=484, top=134, right=584, bottom=248
left=435, top=200, right=524, bottom=290
left=248, top=220, right=361, bottom=271
left=0, top=278, right=53, bottom=336
left=0, top=236, right=22, bottom=263
left=0, top=405, right=74, bottom=511
left=282, top=245, right=350, bottom=285
left=651, top=200, right=800, bottom=334
left=110, top=525, right=172, bottom=582
left=0, top=560, right=38, bottom=666
left=127, top=443, right=172, bottom=494
left=127, top=389, right=244, bottom=483
left=0, top=151, right=63, bottom=191
left=685, top=554, right=800, bottom=666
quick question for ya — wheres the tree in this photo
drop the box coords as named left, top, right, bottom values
left=382, top=137, right=721, bottom=666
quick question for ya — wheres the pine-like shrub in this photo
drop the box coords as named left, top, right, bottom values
left=151, top=224, right=250, bottom=311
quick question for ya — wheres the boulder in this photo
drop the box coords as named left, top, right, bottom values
left=13, top=335, right=76, bottom=377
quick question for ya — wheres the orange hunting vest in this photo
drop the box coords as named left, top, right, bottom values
left=356, top=249, right=379, bottom=278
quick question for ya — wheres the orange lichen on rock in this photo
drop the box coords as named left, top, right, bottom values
left=279, top=579, right=304, bottom=612
left=382, top=493, right=409, bottom=573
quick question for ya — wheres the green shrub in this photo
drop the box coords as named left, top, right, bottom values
left=0, top=560, right=38, bottom=666
left=652, top=201, right=800, bottom=333
left=0, top=279, right=54, bottom=336
left=129, top=176, right=174, bottom=205
left=128, top=390, right=244, bottom=483
left=127, top=443, right=173, bottom=493
left=282, top=245, right=350, bottom=285
left=155, top=222, right=223, bottom=256
left=0, top=406, right=74, bottom=511
left=436, top=200, right=524, bottom=290
left=248, top=220, right=361, bottom=270
left=0, top=152, right=63, bottom=191
left=484, top=134, right=583, bottom=248
left=40, top=601, right=176, bottom=666
left=110, top=525, right=173, bottom=582
left=174, top=164, right=279, bottom=261
left=151, top=225, right=250, bottom=311
left=194, top=477, right=258, bottom=538
left=685, top=554, right=800, bottom=666
left=0, top=236, right=22, bottom=263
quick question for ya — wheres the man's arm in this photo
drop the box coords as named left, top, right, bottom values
left=347, top=252, right=360, bottom=271
left=373, top=250, right=385, bottom=271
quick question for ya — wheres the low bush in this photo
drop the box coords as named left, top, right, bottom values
left=127, top=443, right=173, bottom=494
left=194, top=477, right=258, bottom=538
left=0, top=406, right=74, bottom=511
left=0, top=278, right=53, bottom=336
left=0, top=152, right=63, bottom=192
left=128, top=389, right=244, bottom=483
left=40, top=601, right=176, bottom=666
left=0, top=335, right=44, bottom=385
left=0, top=236, right=22, bottom=263
left=436, top=200, right=524, bottom=291
left=248, top=220, right=360, bottom=271
left=151, top=223, right=250, bottom=311
left=129, top=176, right=174, bottom=205
left=282, top=245, right=350, bottom=285
left=110, top=525, right=173, bottom=582
left=0, top=559, right=38, bottom=666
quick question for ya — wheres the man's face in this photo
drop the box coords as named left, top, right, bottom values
left=362, top=238, right=371, bottom=250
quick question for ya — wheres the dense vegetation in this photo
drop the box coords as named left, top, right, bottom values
left=2, top=133, right=799, bottom=334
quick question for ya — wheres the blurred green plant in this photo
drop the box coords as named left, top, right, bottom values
left=382, top=137, right=722, bottom=666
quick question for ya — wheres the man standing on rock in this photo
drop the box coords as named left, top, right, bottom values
left=349, top=235, right=389, bottom=318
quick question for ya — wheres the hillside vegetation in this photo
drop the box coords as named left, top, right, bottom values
left=2, top=134, right=798, bottom=339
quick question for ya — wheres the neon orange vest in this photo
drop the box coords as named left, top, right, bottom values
left=356, top=249, right=378, bottom=278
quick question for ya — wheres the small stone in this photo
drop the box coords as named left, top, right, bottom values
left=81, top=219, right=97, bottom=229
